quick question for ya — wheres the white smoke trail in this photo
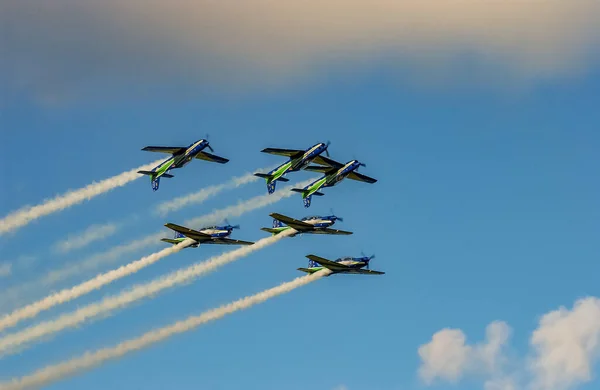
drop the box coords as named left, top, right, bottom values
left=0, top=239, right=194, bottom=333
left=154, top=164, right=277, bottom=215
left=37, top=178, right=316, bottom=289
left=0, top=159, right=164, bottom=236
left=0, top=176, right=313, bottom=313
left=0, top=270, right=328, bottom=390
left=0, top=230, right=296, bottom=356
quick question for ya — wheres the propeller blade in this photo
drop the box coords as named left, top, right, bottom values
left=325, top=140, right=331, bottom=157
left=207, top=144, right=214, bottom=152
left=337, top=217, right=344, bottom=222
left=232, top=225, right=240, bottom=230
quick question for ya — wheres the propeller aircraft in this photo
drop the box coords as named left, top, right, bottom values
left=161, top=221, right=254, bottom=248
left=297, top=253, right=384, bottom=276
left=254, top=142, right=332, bottom=194
left=261, top=212, right=352, bottom=237
left=138, top=138, right=229, bottom=191
left=290, top=156, right=377, bottom=207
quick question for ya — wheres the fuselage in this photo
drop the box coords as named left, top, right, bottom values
left=268, top=142, right=328, bottom=180
left=303, top=160, right=362, bottom=196
left=271, top=215, right=339, bottom=235
left=151, top=139, right=210, bottom=177
left=171, top=225, right=236, bottom=246
left=306, top=256, right=371, bottom=273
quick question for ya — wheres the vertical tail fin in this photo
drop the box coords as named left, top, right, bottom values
left=272, top=218, right=283, bottom=228
left=303, top=195, right=312, bottom=208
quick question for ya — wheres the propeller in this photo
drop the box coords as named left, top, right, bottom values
left=360, top=251, right=375, bottom=269
left=205, top=133, right=214, bottom=152
left=330, top=207, right=343, bottom=222
left=224, top=218, right=240, bottom=229
left=324, top=140, right=331, bottom=157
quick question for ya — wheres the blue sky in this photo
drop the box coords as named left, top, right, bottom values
left=1, top=2, right=600, bottom=390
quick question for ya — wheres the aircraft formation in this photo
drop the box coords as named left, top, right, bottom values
left=138, top=139, right=384, bottom=276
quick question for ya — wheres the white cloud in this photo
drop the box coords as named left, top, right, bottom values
left=418, top=328, right=473, bottom=384
left=529, top=297, right=600, bottom=390
left=3, top=0, right=600, bottom=103
left=418, top=296, right=600, bottom=390
left=418, top=321, right=511, bottom=384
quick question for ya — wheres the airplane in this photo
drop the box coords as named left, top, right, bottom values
left=161, top=221, right=254, bottom=248
left=297, top=253, right=384, bottom=276
left=261, top=212, right=352, bottom=237
left=254, top=141, right=331, bottom=194
left=138, top=138, right=229, bottom=191
left=290, top=156, right=377, bottom=207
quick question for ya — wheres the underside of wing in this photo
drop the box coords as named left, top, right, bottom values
left=207, top=238, right=255, bottom=245
left=164, top=223, right=212, bottom=241
left=305, top=254, right=349, bottom=270
left=311, top=155, right=344, bottom=168
left=344, top=268, right=385, bottom=275
left=194, top=151, right=229, bottom=164
left=303, top=165, right=336, bottom=173
left=347, top=171, right=377, bottom=183
left=312, top=228, right=353, bottom=235
left=260, top=147, right=304, bottom=158
left=141, top=146, right=186, bottom=154
left=269, top=213, right=313, bottom=230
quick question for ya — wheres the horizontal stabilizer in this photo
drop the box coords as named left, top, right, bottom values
left=276, top=177, right=289, bottom=182
left=254, top=173, right=274, bottom=180
left=160, top=238, right=181, bottom=245
left=313, top=192, right=325, bottom=196
left=137, top=170, right=155, bottom=176
left=290, top=188, right=307, bottom=194
left=162, top=173, right=174, bottom=178
left=260, top=227, right=281, bottom=235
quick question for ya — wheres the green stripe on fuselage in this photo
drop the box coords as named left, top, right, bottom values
left=304, top=177, right=328, bottom=197
left=155, top=158, right=176, bottom=177
left=269, top=161, right=293, bottom=181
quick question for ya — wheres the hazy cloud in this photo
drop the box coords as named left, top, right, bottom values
left=0, top=263, right=12, bottom=278
left=3, top=0, right=600, bottom=104
left=418, top=296, right=600, bottom=390
left=53, top=223, right=119, bottom=254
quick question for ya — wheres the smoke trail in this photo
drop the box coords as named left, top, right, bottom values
left=0, top=176, right=313, bottom=313
left=154, top=164, right=277, bottom=216
left=0, top=231, right=296, bottom=356
left=0, top=159, right=164, bottom=236
left=0, top=239, right=194, bottom=333
left=36, top=178, right=316, bottom=289
left=0, top=270, right=329, bottom=390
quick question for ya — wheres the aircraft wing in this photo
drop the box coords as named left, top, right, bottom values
left=260, top=147, right=304, bottom=158
left=141, top=146, right=186, bottom=154
left=269, top=213, right=313, bottom=231
left=164, top=223, right=212, bottom=242
left=311, top=228, right=353, bottom=235
left=311, top=155, right=344, bottom=168
left=344, top=268, right=385, bottom=275
left=206, top=237, right=255, bottom=245
left=194, top=151, right=229, bottom=164
left=305, top=254, right=350, bottom=271
left=303, top=165, right=336, bottom=174
left=347, top=171, right=377, bottom=184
